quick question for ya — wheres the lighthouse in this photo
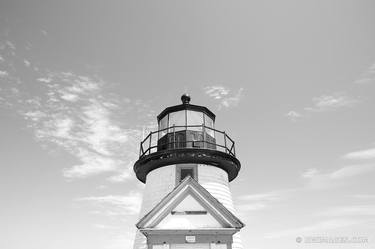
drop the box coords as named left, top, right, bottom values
left=133, top=94, right=244, bottom=249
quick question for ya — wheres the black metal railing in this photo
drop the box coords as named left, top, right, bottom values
left=139, top=125, right=236, bottom=158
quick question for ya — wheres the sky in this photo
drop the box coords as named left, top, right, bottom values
left=1, top=1, right=375, bottom=249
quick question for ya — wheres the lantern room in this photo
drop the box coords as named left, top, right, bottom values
left=157, top=94, right=216, bottom=151
left=134, top=94, right=241, bottom=183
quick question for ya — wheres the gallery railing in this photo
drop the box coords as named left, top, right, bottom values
left=139, top=125, right=236, bottom=158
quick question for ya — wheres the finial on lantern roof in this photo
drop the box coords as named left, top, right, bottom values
left=181, top=93, right=191, bottom=105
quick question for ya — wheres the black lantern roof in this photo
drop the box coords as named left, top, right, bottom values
left=157, top=94, right=216, bottom=122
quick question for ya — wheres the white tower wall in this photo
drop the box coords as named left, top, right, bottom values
left=133, top=164, right=243, bottom=249
left=198, top=165, right=243, bottom=249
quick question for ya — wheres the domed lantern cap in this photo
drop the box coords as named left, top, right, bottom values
left=157, top=94, right=216, bottom=121
left=181, top=93, right=191, bottom=104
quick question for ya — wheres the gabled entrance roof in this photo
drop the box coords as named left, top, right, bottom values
left=136, top=176, right=244, bottom=231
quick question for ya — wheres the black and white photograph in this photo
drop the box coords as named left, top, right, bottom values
left=1, top=1, right=374, bottom=249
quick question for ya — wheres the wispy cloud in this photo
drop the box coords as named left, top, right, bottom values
left=41, top=29, right=48, bottom=36
left=351, top=194, right=375, bottom=199
left=236, top=203, right=267, bottom=212
left=203, top=85, right=244, bottom=109
left=76, top=192, right=142, bottom=216
left=27, top=72, right=141, bottom=179
left=236, top=189, right=294, bottom=213
left=204, top=86, right=230, bottom=99
left=23, top=59, right=31, bottom=67
left=343, top=147, right=375, bottom=160
left=304, top=92, right=359, bottom=112
left=106, top=233, right=136, bottom=249
left=354, top=62, right=375, bottom=85
left=93, top=224, right=121, bottom=230
left=318, top=205, right=375, bottom=217
left=221, top=88, right=244, bottom=108
left=238, top=192, right=283, bottom=202
left=0, top=70, right=9, bottom=77
left=264, top=219, right=361, bottom=239
left=301, top=164, right=375, bottom=189
left=330, top=164, right=375, bottom=179
left=285, top=110, right=303, bottom=122
left=0, top=40, right=149, bottom=181
left=286, top=92, right=359, bottom=122
left=301, top=168, right=319, bottom=178
left=37, top=77, right=52, bottom=83
left=5, top=40, right=16, bottom=50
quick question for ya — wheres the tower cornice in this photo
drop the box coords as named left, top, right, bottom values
left=134, top=148, right=241, bottom=183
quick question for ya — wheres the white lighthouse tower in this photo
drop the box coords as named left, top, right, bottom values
left=133, top=94, right=244, bottom=249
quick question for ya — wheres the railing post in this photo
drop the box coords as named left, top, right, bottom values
left=202, top=124, right=206, bottom=149
left=185, top=124, right=187, bottom=148
left=148, top=132, right=152, bottom=155
left=173, top=125, right=176, bottom=149
left=224, top=131, right=227, bottom=153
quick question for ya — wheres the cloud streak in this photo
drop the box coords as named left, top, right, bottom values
left=285, top=110, right=303, bottom=122
left=318, top=205, right=375, bottom=217
left=204, top=86, right=230, bottom=99
left=301, top=164, right=375, bottom=189
left=304, top=92, right=359, bottom=112
left=0, top=41, right=147, bottom=181
left=343, top=147, right=375, bottom=160
left=76, top=192, right=142, bottom=216
left=203, top=85, right=244, bottom=109
left=286, top=92, right=359, bottom=121
left=264, top=219, right=361, bottom=239
left=236, top=189, right=295, bottom=213
left=27, top=72, right=141, bottom=179
left=354, top=62, right=375, bottom=85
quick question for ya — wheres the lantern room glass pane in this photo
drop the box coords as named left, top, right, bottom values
left=187, top=110, right=203, bottom=131
left=168, top=110, right=186, bottom=131
left=159, top=114, right=168, bottom=138
left=187, top=110, right=203, bottom=125
left=204, top=115, right=214, bottom=137
left=159, top=115, right=168, bottom=130
left=204, top=115, right=214, bottom=128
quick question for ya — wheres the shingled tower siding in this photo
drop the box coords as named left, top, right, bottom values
left=198, top=165, right=243, bottom=249
left=133, top=166, right=176, bottom=249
